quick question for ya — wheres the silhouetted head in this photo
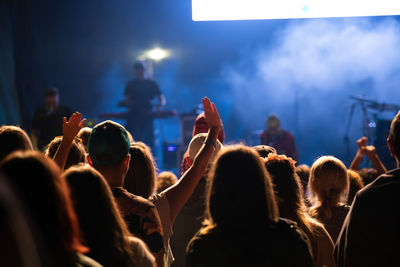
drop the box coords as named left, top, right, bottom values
left=264, top=154, right=301, bottom=221
left=0, top=173, right=41, bottom=267
left=0, top=151, right=87, bottom=264
left=44, top=87, right=59, bottom=109
left=64, top=164, right=135, bottom=266
left=308, top=156, right=349, bottom=219
left=296, top=164, right=311, bottom=193
left=133, top=62, right=145, bottom=80
left=124, top=142, right=156, bottom=198
left=77, top=127, right=92, bottom=152
left=156, top=171, right=178, bottom=193
left=87, top=120, right=131, bottom=183
left=45, top=137, right=86, bottom=169
left=205, top=145, right=278, bottom=234
left=0, top=126, right=33, bottom=162
left=347, top=170, right=364, bottom=205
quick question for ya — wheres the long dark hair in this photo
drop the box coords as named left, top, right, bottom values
left=264, top=154, right=320, bottom=239
left=203, top=145, right=278, bottom=235
left=124, top=142, right=156, bottom=198
left=0, top=151, right=87, bottom=266
left=64, top=164, right=136, bottom=267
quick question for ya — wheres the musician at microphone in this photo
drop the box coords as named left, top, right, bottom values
left=31, top=87, right=72, bottom=151
left=260, top=114, right=299, bottom=161
left=121, top=62, right=166, bottom=149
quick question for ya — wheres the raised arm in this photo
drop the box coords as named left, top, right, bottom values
left=53, top=112, right=86, bottom=170
left=163, top=97, right=221, bottom=223
left=362, top=145, right=387, bottom=175
left=349, top=137, right=367, bottom=170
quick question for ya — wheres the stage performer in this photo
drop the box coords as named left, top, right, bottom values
left=31, top=87, right=72, bottom=151
left=260, top=114, right=298, bottom=161
left=121, top=62, right=165, bottom=150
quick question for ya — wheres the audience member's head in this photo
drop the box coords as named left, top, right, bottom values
left=264, top=154, right=319, bottom=240
left=388, top=111, right=400, bottom=164
left=308, top=156, right=349, bottom=220
left=193, top=113, right=225, bottom=143
left=0, top=126, right=33, bottom=162
left=45, top=136, right=86, bottom=169
left=87, top=120, right=131, bottom=184
left=264, top=154, right=302, bottom=220
left=252, top=145, right=277, bottom=158
left=64, top=165, right=136, bottom=266
left=188, top=133, right=223, bottom=164
left=0, top=151, right=87, bottom=266
left=77, top=127, right=92, bottom=152
left=0, top=173, right=41, bottom=267
left=357, top=167, right=379, bottom=185
left=204, top=145, right=278, bottom=234
left=347, top=170, right=364, bottom=205
left=156, top=171, right=178, bottom=193
left=123, top=142, right=156, bottom=198
left=296, top=164, right=311, bottom=193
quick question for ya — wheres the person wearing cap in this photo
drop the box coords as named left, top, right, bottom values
left=260, top=114, right=298, bottom=161
left=31, top=87, right=72, bottom=150
left=171, top=133, right=223, bottom=267
left=52, top=98, right=223, bottom=267
left=85, top=119, right=165, bottom=267
left=180, top=112, right=225, bottom=175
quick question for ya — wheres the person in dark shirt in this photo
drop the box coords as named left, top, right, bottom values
left=31, top=87, right=72, bottom=151
left=122, top=62, right=165, bottom=150
left=260, top=114, right=298, bottom=161
left=334, top=111, right=400, bottom=267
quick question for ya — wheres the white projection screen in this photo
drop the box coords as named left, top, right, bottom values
left=192, top=0, right=400, bottom=21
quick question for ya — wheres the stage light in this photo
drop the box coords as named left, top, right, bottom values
left=192, top=0, right=400, bottom=21
left=143, top=47, right=171, bottom=62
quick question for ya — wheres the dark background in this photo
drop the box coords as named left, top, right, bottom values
left=1, top=0, right=399, bottom=169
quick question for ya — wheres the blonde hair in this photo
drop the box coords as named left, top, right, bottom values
left=308, top=156, right=349, bottom=220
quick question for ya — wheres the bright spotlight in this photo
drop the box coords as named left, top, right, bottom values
left=192, top=0, right=400, bottom=21
left=143, top=48, right=171, bottom=62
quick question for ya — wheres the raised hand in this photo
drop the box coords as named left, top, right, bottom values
left=202, top=97, right=222, bottom=130
left=54, top=112, right=86, bottom=170
left=62, top=112, right=86, bottom=142
left=362, top=145, right=377, bottom=159
left=356, top=136, right=368, bottom=150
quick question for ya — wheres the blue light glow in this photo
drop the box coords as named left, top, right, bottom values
left=192, top=0, right=400, bottom=21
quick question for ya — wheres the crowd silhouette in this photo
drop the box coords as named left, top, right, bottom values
left=1, top=97, right=400, bottom=267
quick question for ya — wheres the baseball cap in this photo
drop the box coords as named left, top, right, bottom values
left=88, top=120, right=131, bottom=165
left=188, top=133, right=223, bottom=163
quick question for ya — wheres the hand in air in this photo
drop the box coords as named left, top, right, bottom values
left=63, top=112, right=86, bottom=142
left=202, top=97, right=222, bottom=130
left=356, top=136, right=368, bottom=151
left=361, top=145, right=377, bottom=158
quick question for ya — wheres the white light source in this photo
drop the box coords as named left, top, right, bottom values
left=192, top=0, right=400, bottom=21
left=141, top=47, right=171, bottom=62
